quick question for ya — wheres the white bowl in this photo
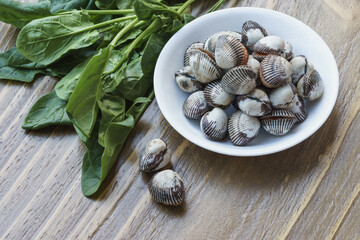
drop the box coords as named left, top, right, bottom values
left=154, top=7, right=339, bottom=156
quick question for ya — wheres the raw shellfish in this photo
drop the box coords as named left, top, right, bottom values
left=149, top=170, right=185, bottom=206
left=215, top=35, right=248, bottom=70
left=228, top=111, right=261, bottom=146
left=220, top=65, right=257, bottom=95
left=200, top=108, right=228, bottom=141
left=253, top=36, right=285, bottom=61
left=204, top=80, right=233, bottom=109
left=184, top=42, right=204, bottom=66
left=242, top=20, right=268, bottom=48
left=281, top=41, right=293, bottom=61
left=204, top=31, right=248, bottom=53
left=289, top=94, right=307, bottom=122
left=234, top=89, right=272, bottom=116
left=260, top=109, right=297, bottom=135
left=139, top=139, right=171, bottom=172
left=183, top=91, right=211, bottom=119
left=260, top=54, right=292, bottom=88
left=297, top=69, right=324, bottom=101
left=175, top=66, right=204, bottom=93
left=188, top=49, right=222, bottom=83
left=269, top=83, right=297, bottom=108
left=290, top=55, right=314, bottom=84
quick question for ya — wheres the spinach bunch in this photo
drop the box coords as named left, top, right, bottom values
left=0, top=0, right=226, bottom=196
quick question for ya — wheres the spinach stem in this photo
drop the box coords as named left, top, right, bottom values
left=134, top=90, right=155, bottom=123
left=87, top=15, right=137, bottom=32
left=57, top=9, right=134, bottom=16
left=208, top=0, right=227, bottom=13
left=177, top=0, right=198, bottom=14
left=110, top=19, right=140, bottom=48
left=98, top=25, right=116, bottom=34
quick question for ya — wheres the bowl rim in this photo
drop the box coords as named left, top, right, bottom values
left=154, top=7, right=339, bottom=157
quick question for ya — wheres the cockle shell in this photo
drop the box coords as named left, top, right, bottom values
left=183, top=91, right=211, bottom=119
left=234, top=89, right=272, bottom=117
left=290, top=55, right=314, bottom=84
left=215, top=35, right=248, bottom=70
left=246, top=55, right=260, bottom=78
left=204, top=31, right=248, bottom=53
left=184, top=42, right=204, bottom=66
left=203, top=80, right=233, bottom=109
left=200, top=108, right=228, bottom=141
left=289, top=94, right=307, bottom=122
left=297, top=69, right=324, bottom=101
left=228, top=111, right=261, bottom=146
left=188, top=49, right=222, bottom=83
left=175, top=66, right=204, bottom=93
left=281, top=41, right=293, bottom=61
left=149, top=170, right=185, bottom=206
left=260, top=109, right=297, bottom=136
left=260, top=54, right=292, bottom=88
left=220, top=66, right=257, bottom=95
left=242, top=20, right=268, bottom=48
left=269, top=83, right=297, bottom=108
left=139, top=139, right=171, bottom=172
left=253, top=36, right=285, bottom=61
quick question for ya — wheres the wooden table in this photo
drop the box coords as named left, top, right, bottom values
left=1, top=1, right=360, bottom=239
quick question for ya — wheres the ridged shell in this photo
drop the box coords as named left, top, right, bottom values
left=149, top=170, right=185, bottom=206
left=188, top=49, right=222, bottom=83
left=183, top=91, right=211, bottom=119
left=242, top=20, right=268, bottom=47
left=215, top=35, right=248, bottom=70
left=247, top=55, right=260, bottom=79
left=184, top=42, right=204, bottom=66
left=253, top=36, right=285, bottom=61
left=281, top=41, right=293, bottom=61
left=204, top=31, right=248, bottom=53
left=289, top=94, right=307, bottom=122
left=260, top=109, right=297, bottom=135
left=290, top=55, right=314, bottom=84
left=269, top=83, right=297, bottom=108
left=200, top=108, right=228, bottom=141
left=220, top=66, right=257, bottom=95
left=297, top=69, right=324, bottom=101
left=228, top=111, right=261, bottom=146
left=139, top=139, right=171, bottom=172
left=204, top=80, right=233, bottom=109
left=175, top=66, right=204, bottom=93
left=260, top=54, right=292, bottom=88
left=235, top=89, right=272, bottom=117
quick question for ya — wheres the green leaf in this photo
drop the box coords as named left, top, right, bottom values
left=55, top=58, right=91, bottom=100
left=22, top=90, right=71, bottom=130
left=50, top=0, right=96, bottom=13
left=133, top=0, right=178, bottom=20
left=116, top=0, right=135, bottom=9
left=8, top=48, right=46, bottom=69
left=95, top=0, right=116, bottom=10
left=183, top=13, right=195, bottom=24
left=0, top=0, right=52, bottom=28
left=0, top=48, right=46, bottom=82
left=81, top=115, right=134, bottom=196
left=16, top=12, right=100, bottom=65
left=97, top=94, right=126, bottom=146
left=66, top=47, right=111, bottom=139
left=126, top=95, right=152, bottom=122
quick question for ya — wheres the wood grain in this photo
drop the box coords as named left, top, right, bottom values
left=1, top=0, right=360, bottom=239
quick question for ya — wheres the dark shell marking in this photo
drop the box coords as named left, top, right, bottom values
left=290, top=94, right=307, bottom=122
left=184, top=42, right=204, bottom=66
left=297, top=69, right=324, bottom=101
left=203, top=80, right=233, bottom=109
left=220, top=65, right=257, bottom=95
left=200, top=108, right=228, bottom=141
left=188, top=49, right=222, bottom=83
left=182, top=91, right=211, bottom=119
left=139, top=139, right=171, bottom=172
left=260, top=109, right=297, bottom=135
left=175, top=67, right=205, bottom=93
left=228, top=111, right=261, bottom=146
left=215, top=35, right=248, bottom=69
left=242, top=20, right=268, bottom=36
left=260, top=54, right=292, bottom=88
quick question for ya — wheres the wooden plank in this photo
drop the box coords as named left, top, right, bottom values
left=0, top=0, right=359, bottom=239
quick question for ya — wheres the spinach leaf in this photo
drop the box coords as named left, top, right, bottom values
left=116, top=57, right=152, bottom=101
left=50, top=0, right=96, bottom=14
left=0, top=48, right=46, bottom=82
left=95, top=0, right=116, bottom=10
left=55, top=58, right=90, bottom=100
left=98, top=94, right=126, bottom=146
left=16, top=12, right=100, bottom=65
left=66, top=47, right=111, bottom=139
left=183, top=13, right=195, bottom=24
left=81, top=115, right=134, bottom=196
left=22, top=90, right=71, bottom=130
left=134, top=0, right=179, bottom=20
left=8, top=48, right=46, bottom=69
left=0, top=0, right=52, bottom=29
left=116, top=0, right=135, bottom=9
left=126, top=95, right=152, bottom=122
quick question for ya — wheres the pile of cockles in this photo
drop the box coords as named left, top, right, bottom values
left=175, top=20, right=324, bottom=146
left=139, top=139, right=185, bottom=206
